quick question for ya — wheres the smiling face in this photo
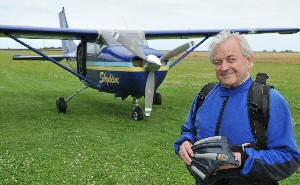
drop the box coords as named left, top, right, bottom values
left=213, top=37, right=253, bottom=88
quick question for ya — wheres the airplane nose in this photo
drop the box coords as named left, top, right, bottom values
left=144, top=54, right=161, bottom=71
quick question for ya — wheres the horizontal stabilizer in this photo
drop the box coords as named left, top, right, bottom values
left=13, top=54, right=75, bottom=61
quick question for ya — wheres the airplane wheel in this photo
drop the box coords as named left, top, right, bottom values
left=153, top=92, right=162, bottom=105
left=132, top=106, right=144, bottom=121
left=56, top=97, right=67, bottom=113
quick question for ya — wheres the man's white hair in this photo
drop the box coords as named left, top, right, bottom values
left=208, top=30, right=253, bottom=63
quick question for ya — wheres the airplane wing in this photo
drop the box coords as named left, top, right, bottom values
left=144, top=28, right=300, bottom=39
left=0, top=25, right=299, bottom=40
left=1, top=25, right=298, bottom=67
left=0, top=25, right=99, bottom=41
left=0, top=25, right=87, bottom=61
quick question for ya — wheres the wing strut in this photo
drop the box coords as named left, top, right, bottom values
left=6, top=33, right=101, bottom=90
left=169, top=36, right=210, bottom=69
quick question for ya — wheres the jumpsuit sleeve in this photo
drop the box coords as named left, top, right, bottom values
left=174, top=92, right=200, bottom=155
left=241, top=89, right=300, bottom=181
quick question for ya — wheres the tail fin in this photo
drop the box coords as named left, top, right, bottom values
left=59, top=7, right=77, bottom=54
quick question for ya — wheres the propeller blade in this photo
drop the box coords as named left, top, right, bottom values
left=145, top=71, right=155, bottom=116
left=111, top=31, right=148, bottom=61
left=160, top=41, right=195, bottom=62
left=144, top=54, right=161, bottom=71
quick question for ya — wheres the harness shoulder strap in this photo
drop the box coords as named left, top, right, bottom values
left=196, top=82, right=218, bottom=111
left=192, top=82, right=217, bottom=125
left=191, top=82, right=217, bottom=138
left=248, top=73, right=273, bottom=150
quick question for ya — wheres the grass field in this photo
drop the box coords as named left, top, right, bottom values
left=0, top=49, right=299, bottom=184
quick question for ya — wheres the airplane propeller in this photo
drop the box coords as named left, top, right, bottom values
left=111, top=32, right=161, bottom=71
left=160, top=41, right=195, bottom=62
left=111, top=31, right=195, bottom=117
left=111, top=32, right=147, bottom=60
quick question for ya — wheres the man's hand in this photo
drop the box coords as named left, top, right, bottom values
left=179, top=141, right=194, bottom=165
left=186, top=136, right=240, bottom=184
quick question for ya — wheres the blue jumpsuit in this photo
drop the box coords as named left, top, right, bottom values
left=174, top=77, right=300, bottom=183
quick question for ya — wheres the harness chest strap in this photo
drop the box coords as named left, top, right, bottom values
left=215, top=96, right=229, bottom=136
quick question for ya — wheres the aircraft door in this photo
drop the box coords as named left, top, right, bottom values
left=76, top=41, right=87, bottom=77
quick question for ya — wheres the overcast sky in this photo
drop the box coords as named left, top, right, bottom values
left=0, top=0, right=299, bottom=51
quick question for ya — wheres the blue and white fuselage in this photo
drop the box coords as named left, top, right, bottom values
left=86, top=41, right=169, bottom=100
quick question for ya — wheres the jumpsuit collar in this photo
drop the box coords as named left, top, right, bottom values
left=219, top=76, right=253, bottom=97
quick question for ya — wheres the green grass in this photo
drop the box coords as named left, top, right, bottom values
left=0, top=50, right=299, bottom=184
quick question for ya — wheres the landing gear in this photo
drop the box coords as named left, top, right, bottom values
left=56, top=97, right=67, bottom=113
left=131, top=92, right=162, bottom=120
left=56, top=86, right=89, bottom=113
left=132, top=106, right=144, bottom=121
left=153, top=92, right=162, bottom=105
left=132, top=97, right=144, bottom=121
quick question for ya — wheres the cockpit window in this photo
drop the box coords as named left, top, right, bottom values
left=99, top=30, right=148, bottom=46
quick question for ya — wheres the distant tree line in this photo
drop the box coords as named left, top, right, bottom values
left=42, top=46, right=62, bottom=49
left=262, top=49, right=296, bottom=53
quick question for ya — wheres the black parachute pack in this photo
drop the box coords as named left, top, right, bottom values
left=195, top=73, right=273, bottom=150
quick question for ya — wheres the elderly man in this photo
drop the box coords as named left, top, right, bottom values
left=174, top=31, right=300, bottom=185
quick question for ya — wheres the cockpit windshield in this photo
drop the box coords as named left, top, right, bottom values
left=98, top=30, right=148, bottom=46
